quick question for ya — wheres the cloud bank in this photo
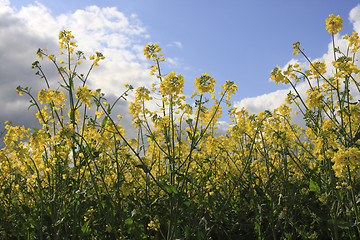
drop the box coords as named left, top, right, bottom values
left=0, top=1, right=153, bottom=135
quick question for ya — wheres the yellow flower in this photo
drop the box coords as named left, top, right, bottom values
left=326, top=14, right=343, bottom=34
left=105, top=224, right=112, bottom=232
left=292, top=42, right=300, bottom=55
left=144, top=43, right=161, bottom=60
left=58, top=30, right=75, bottom=49
left=194, top=73, right=216, bottom=95
left=344, top=32, right=360, bottom=53
left=36, top=51, right=44, bottom=60
left=47, top=54, right=54, bottom=60
left=95, top=110, right=104, bottom=118
left=306, top=90, right=323, bottom=108
left=190, top=91, right=197, bottom=99
left=147, top=219, right=160, bottom=231
left=16, top=87, right=23, bottom=96
left=220, top=80, right=237, bottom=101
left=159, top=71, right=184, bottom=95
left=149, top=64, right=158, bottom=75
left=270, top=66, right=288, bottom=85
left=285, top=97, right=292, bottom=105
left=75, top=86, right=92, bottom=109
left=93, top=57, right=100, bottom=66
left=312, top=61, right=327, bottom=76
left=332, top=146, right=360, bottom=179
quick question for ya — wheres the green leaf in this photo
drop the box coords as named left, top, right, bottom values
left=81, top=220, right=90, bottom=233
left=168, top=185, right=178, bottom=194
left=328, top=219, right=353, bottom=230
left=101, top=116, right=108, bottom=128
left=183, top=200, right=191, bottom=207
left=309, top=180, right=320, bottom=193
left=186, top=131, right=192, bottom=140
left=125, top=218, right=133, bottom=225
left=70, top=79, right=74, bottom=90
left=60, top=84, right=70, bottom=91
left=162, top=184, right=178, bottom=194
left=135, top=164, right=151, bottom=173
left=28, top=103, right=36, bottom=110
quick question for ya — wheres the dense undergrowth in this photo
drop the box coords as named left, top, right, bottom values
left=1, top=14, right=360, bottom=239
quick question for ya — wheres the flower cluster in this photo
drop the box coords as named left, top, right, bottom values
left=59, top=30, right=77, bottom=52
left=38, top=88, right=66, bottom=106
left=325, top=13, right=343, bottom=34
left=344, top=32, right=360, bottom=53
left=89, top=51, right=105, bottom=66
left=144, top=43, right=164, bottom=62
left=194, top=73, right=216, bottom=95
left=159, top=71, right=184, bottom=96
left=75, top=86, right=93, bottom=108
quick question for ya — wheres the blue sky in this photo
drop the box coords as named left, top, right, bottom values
left=1, top=0, right=360, bottom=130
left=9, top=0, right=356, bottom=97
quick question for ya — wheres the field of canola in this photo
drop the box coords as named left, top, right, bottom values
left=1, top=14, right=360, bottom=239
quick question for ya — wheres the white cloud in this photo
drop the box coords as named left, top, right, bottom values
left=56, top=6, right=147, bottom=51
left=0, top=1, right=154, bottom=138
left=0, top=0, right=11, bottom=13
left=16, top=2, right=58, bottom=39
left=166, top=41, right=183, bottom=49
left=236, top=7, right=360, bottom=116
left=10, top=2, right=152, bottom=94
left=350, top=4, right=360, bottom=32
left=234, top=89, right=288, bottom=113
left=174, top=41, right=182, bottom=48
left=166, top=57, right=180, bottom=67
